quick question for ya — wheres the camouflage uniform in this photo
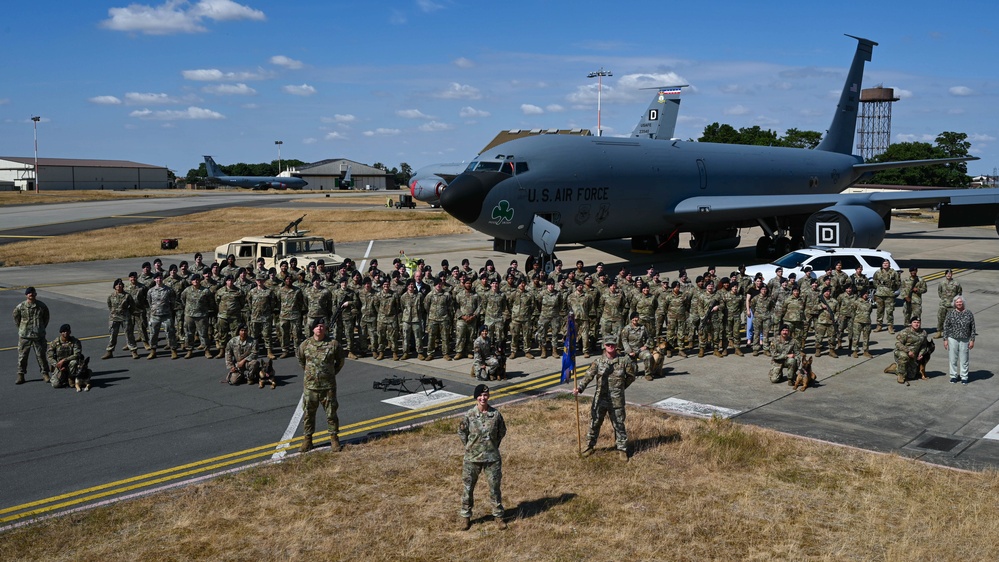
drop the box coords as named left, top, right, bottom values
left=567, top=287, right=594, bottom=356
left=454, top=288, right=482, bottom=359
left=535, top=286, right=563, bottom=357
left=599, top=288, right=627, bottom=340
left=14, top=294, right=51, bottom=383
left=277, top=282, right=306, bottom=356
left=851, top=295, right=874, bottom=356
left=695, top=288, right=725, bottom=356
left=749, top=290, right=774, bottom=355
left=872, top=265, right=900, bottom=331
left=105, top=288, right=137, bottom=355
left=330, top=283, right=360, bottom=356
left=813, top=292, right=838, bottom=356
left=482, top=287, right=509, bottom=348
left=225, top=334, right=260, bottom=384
left=162, top=272, right=189, bottom=341
left=375, top=287, right=401, bottom=359
left=47, top=333, right=85, bottom=389
left=894, top=324, right=929, bottom=382
left=578, top=351, right=636, bottom=452
left=297, top=331, right=345, bottom=445
left=126, top=278, right=149, bottom=348
left=777, top=292, right=807, bottom=351
left=619, top=321, right=653, bottom=379
left=458, top=403, right=506, bottom=520
left=399, top=287, right=425, bottom=359
left=836, top=290, right=858, bottom=349
left=768, top=333, right=801, bottom=383
left=179, top=283, right=216, bottom=357
left=631, top=289, right=657, bottom=339
left=507, top=285, right=535, bottom=358
left=473, top=332, right=501, bottom=380
left=424, top=286, right=454, bottom=359
left=936, top=275, right=963, bottom=336
left=722, top=287, right=744, bottom=354
left=900, top=273, right=927, bottom=326
left=660, top=288, right=689, bottom=356
left=147, top=282, right=178, bottom=355
left=304, top=283, right=333, bottom=338
left=215, top=283, right=246, bottom=351
left=247, top=280, right=277, bottom=358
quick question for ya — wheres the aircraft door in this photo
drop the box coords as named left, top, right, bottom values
left=697, top=159, right=707, bottom=189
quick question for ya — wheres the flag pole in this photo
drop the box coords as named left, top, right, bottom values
left=573, top=365, right=581, bottom=454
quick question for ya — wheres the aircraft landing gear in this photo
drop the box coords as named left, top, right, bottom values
left=631, top=233, right=680, bottom=253
left=755, top=235, right=793, bottom=259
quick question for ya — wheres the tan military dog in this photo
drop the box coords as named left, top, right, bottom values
left=648, top=338, right=669, bottom=379
left=883, top=338, right=935, bottom=381
left=792, top=355, right=817, bottom=392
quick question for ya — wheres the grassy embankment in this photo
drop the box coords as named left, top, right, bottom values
left=2, top=396, right=996, bottom=561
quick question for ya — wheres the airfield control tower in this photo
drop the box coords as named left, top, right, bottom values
left=856, top=86, right=900, bottom=160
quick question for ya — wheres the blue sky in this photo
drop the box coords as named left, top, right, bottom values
left=1, top=1, right=996, bottom=176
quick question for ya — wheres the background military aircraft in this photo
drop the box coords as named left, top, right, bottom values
left=412, top=86, right=687, bottom=207
left=440, top=36, right=999, bottom=262
left=203, top=155, right=308, bottom=190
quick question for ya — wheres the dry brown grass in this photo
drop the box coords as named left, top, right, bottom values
left=0, top=190, right=193, bottom=206
left=0, top=208, right=470, bottom=266
left=3, top=396, right=996, bottom=561
left=294, top=194, right=414, bottom=205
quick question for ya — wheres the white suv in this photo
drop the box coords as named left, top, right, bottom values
left=743, top=247, right=901, bottom=283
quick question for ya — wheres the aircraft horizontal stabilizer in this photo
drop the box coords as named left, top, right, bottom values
left=853, top=156, right=979, bottom=174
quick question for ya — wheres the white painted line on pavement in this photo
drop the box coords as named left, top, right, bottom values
left=984, top=424, right=999, bottom=441
left=652, top=397, right=741, bottom=419
left=357, top=239, right=374, bottom=273
left=272, top=393, right=305, bottom=459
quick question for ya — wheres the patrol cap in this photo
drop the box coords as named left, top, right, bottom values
left=678, top=268, right=686, bottom=276
left=256, top=273, right=268, bottom=281
left=227, top=254, right=236, bottom=260
left=788, top=273, right=797, bottom=279
left=59, top=323, right=71, bottom=333
left=602, top=335, right=618, bottom=346
left=473, top=384, right=489, bottom=399
left=24, top=286, right=36, bottom=295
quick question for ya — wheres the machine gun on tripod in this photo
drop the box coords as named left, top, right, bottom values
left=373, top=375, right=445, bottom=396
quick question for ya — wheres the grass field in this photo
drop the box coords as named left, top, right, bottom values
left=0, top=189, right=195, bottom=206
left=2, top=396, right=996, bottom=561
left=0, top=207, right=469, bottom=267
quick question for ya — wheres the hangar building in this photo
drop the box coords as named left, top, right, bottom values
left=293, top=159, right=396, bottom=190
left=0, top=157, right=170, bottom=191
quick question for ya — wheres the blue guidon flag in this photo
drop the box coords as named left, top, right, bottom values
left=560, top=313, right=577, bottom=384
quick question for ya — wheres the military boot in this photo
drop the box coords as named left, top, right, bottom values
left=300, top=434, right=313, bottom=453
left=828, top=348, right=838, bottom=358
left=508, top=349, right=516, bottom=360
left=393, top=352, right=400, bottom=361
left=851, top=351, right=859, bottom=358
left=444, top=354, right=452, bottom=361
left=131, top=350, right=140, bottom=359
left=752, top=348, right=760, bottom=357
left=417, top=353, right=426, bottom=361
left=42, top=372, right=50, bottom=383
left=525, top=351, right=535, bottom=359
left=618, top=450, right=629, bottom=462
left=15, top=374, right=25, bottom=385
left=347, top=351, right=358, bottom=360
left=713, top=348, right=723, bottom=357
left=171, top=349, right=179, bottom=360
left=459, top=517, right=471, bottom=531
left=678, top=349, right=687, bottom=358
left=540, top=348, right=549, bottom=359
left=146, top=350, right=157, bottom=360
left=717, top=342, right=727, bottom=357
left=400, top=352, right=409, bottom=361
left=875, top=323, right=882, bottom=332
left=143, top=342, right=152, bottom=351
left=698, top=347, right=705, bottom=358
left=734, top=345, right=744, bottom=357
left=888, top=326, right=895, bottom=334
left=863, top=349, right=873, bottom=358
left=580, top=447, right=595, bottom=457
left=330, top=437, right=343, bottom=452
left=897, top=372, right=906, bottom=384
left=495, top=518, right=508, bottom=530
left=101, top=351, right=113, bottom=360
left=185, top=349, right=194, bottom=359
left=205, top=349, right=214, bottom=359
left=376, top=351, right=384, bottom=361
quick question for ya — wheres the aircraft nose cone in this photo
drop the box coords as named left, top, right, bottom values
left=440, top=172, right=506, bottom=224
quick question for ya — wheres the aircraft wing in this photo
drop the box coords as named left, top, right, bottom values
left=671, top=187, right=999, bottom=226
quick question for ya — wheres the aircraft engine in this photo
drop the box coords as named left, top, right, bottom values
left=410, top=177, right=446, bottom=202
left=803, top=205, right=885, bottom=248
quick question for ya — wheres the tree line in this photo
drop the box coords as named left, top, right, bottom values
left=184, top=160, right=414, bottom=188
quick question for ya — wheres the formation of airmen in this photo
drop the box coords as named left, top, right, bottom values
left=16, top=248, right=961, bottom=388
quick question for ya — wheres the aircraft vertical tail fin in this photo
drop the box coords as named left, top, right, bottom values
left=631, top=86, right=686, bottom=140
left=203, top=155, right=227, bottom=178
left=816, top=35, right=878, bottom=155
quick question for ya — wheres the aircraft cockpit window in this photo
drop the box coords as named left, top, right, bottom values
left=472, top=161, right=507, bottom=174
left=515, top=162, right=529, bottom=174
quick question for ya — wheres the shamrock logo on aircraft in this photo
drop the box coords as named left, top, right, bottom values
left=490, top=200, right=514, bottom=225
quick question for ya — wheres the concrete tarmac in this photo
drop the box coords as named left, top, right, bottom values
left=1, top=212, right=997, bottom=526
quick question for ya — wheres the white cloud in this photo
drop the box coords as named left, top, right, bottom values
left=521, top=104, right=544, bottom=115
left=723, top=104, right=750, bottom=116
left=453, top=57, right=474, bottom=69
left=546, top=104, right=565, bottom=113
left=270, top=55, right=303, bottom=69
left=417, top=0, right=444, bottom=12
left=321, top=114, right=356, bottom=124
left=720, top=84, right=750, bottom=94
left=101, top=0, right=264, bottom=35
left=129, top=106, right=225, bottom=120
left=181, top=68, right=269, bottom=81
left=325, top=131, right=347, bottom=140
left=362, top=128, right=401, bottom=137
left=459, top=106, right=490, bottom=118
left=397, top=109, right=433, bottom=119
left=302, top=137, right=317, bottom=145
left=893, top=88, right=913, bottom=99
left=88, top=95, right=123, bottom=105
left=283, top=83, right=316, bottom=96
left=203, top=83, right=256, bottom=95
left=949, top=86, right=974, bottom=96
left=896, top=133, right=937, bottom=143
left=125, top=92, right=178, bottom=105
left=0, top=98, right=10, bottom=105
left=418, top=121, right=452, bottom=132
left=970, top=133, right=996, bottom=142
left=435, top=82, right=481, bottom=100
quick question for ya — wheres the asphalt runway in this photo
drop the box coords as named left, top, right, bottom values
left=1, top=202, right=998, bottom=528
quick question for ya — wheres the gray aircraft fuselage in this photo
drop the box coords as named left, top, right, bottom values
left=443, top=134, right=861, bottom=243
left=212, top=175, right=308, bottom=190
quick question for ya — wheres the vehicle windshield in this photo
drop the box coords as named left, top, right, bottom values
left=772, top=251, right=810, bottom=268
left=284, top=238, right=327, bottom=254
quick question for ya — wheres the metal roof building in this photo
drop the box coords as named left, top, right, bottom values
left=293, top=158, right=395, bottom=191
left=0, top=157, right=170, bottom=191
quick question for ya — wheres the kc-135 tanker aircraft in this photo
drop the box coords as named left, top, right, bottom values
left=440, top=35, right=999, bottom=262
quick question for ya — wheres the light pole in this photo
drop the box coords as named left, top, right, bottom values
left=587, top=68, right=612, bottom=137
left=31, top=116, right=40, bottom=193
left=275, top=140, right=283, bottom=174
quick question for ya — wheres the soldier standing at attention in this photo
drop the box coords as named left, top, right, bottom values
left=872, top=259, right=900, bottom=333
left=146, top=272, right=179, bottom=360
left=297, top=319, right=345, bottom=453
left=936, top=269, right=962, bottom=338
left=574, top=336, right=636, bottom=461
left=103, top=278, right=139, bottom=360
left=126, top=272, right=150, bottom=350
left=458, top=384, right=507, bottom=531
left=900, top=266, right=927, bottom=326
left=14, top=287, right=50, bottom=384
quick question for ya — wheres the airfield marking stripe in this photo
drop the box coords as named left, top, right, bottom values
left=0, top=368, right=572, bottom=523
left=272, top=393, right=306, bottom=460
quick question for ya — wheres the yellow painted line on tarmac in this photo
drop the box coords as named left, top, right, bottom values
left=0, top=366, right=580, bottom=524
